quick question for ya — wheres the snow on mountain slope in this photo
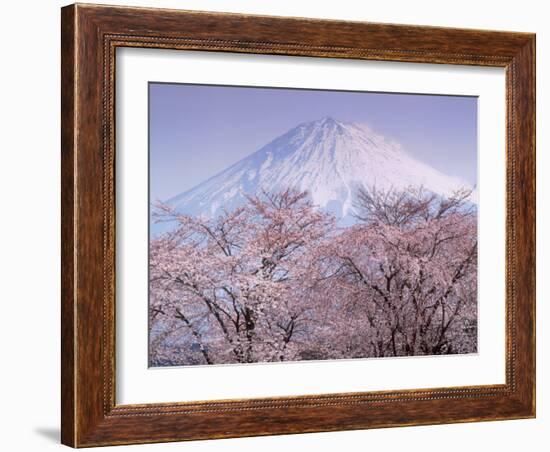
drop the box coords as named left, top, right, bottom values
left=165, top=117, right=473, bottom=222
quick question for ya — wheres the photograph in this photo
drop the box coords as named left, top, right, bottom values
left=48, top=1, right=537, bottom=448
left=148, top=83, right=479, bottom=367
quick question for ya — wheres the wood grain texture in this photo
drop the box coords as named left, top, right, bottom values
left=60, top=3, right=536, bottom=447
left=60, top=5, right=76, bottom=446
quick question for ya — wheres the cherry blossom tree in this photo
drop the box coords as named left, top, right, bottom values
left=149, top=186, right=478, bottom=366
left=312, top=186, right=478, bottom=357
left=149, top=189, right=336, bottom=365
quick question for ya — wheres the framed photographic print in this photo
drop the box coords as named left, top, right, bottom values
left=61, top=3, right=536, bottom=447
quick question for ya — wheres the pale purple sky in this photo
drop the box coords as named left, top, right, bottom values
left=149, top=83, right=477, bottom=202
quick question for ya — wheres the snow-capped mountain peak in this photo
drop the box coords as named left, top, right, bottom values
left=164, top=117, right=472, bottom=222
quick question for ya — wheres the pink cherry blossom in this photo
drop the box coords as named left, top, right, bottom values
left=149, top=186, right=477, bottom=366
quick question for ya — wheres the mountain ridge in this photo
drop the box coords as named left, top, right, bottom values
left=164, top=117, right=473, bottom=224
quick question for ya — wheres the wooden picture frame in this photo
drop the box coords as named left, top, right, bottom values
left=61, top=3, right=535, bottom=447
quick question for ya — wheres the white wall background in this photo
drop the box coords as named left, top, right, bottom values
left=0, top=1, right=545, bottom=450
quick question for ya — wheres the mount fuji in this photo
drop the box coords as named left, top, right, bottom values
left=163, top=117, right=473, bottom=225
